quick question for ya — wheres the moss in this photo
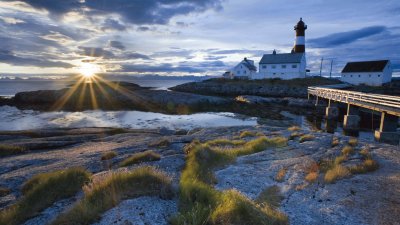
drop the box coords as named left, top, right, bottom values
left=299, top=134, right=315, bottom=143
left=100, top=151, right=117, bottom=160
left=119, top=150, right=161, bottom=167
left=0, top=168, right=90, bottom=225
left=53, top=166, right=172, bottom=225
left=0, top=144, right=26, bottom=157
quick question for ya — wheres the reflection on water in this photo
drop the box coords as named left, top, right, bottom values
left=0, top=106, right=257, bottom=131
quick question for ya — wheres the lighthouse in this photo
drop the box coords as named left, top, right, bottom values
left=294, top=18, right=307, bottom=53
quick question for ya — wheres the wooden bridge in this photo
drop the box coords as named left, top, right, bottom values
left=307, top=86, right=400, bottom=144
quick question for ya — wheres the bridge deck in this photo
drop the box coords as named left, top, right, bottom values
left=308, top=87, right=400, bottom=117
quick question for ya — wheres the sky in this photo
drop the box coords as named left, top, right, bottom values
left=0, top=0, right=399, bottom=77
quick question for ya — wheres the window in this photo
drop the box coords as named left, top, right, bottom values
left=369, top=74, right=371, bottom=77
left=273, top=73, right=276, bottom=75
left=292, top=64, right=297, bottom=68
left=358, top=75, right=361, bottom=77
left=343, top=75, right=346, bottom=77
left=244, top=70, right=247, bottom=74
left=281, top=65, right=286, bottom=69
left=378, top=74, right=381, bottom=77
left=262, top=65, right=266, bottom=69
left=351, top=75, right=353, bottom=77
left=272, top=65, right=276, bottom=69
left=281, top=73, right=284, bottom=75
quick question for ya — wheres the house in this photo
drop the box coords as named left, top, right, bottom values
left=222, top=71, right=233, bottom=79
left=230, top=58, right=257, bottom=79
left=341, top=60, right=392, bottom=86
left=255, top=50, right=306, bottom=80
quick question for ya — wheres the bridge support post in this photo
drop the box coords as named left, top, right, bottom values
left=374, top=112, right=399, bottom=145
left=325, top=100, right=339, bottom=119
left=343, top=104, right=360, bottom=131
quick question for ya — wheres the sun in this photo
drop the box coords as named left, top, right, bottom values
left=79, top=63, right=100, bottom=78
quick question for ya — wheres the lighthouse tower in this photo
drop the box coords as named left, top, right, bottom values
left=294, top=18, right=307, bottom=53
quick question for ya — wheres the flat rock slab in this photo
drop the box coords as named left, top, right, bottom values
left=92, top=196, right=177, bottom=225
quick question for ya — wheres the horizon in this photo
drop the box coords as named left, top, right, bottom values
left=1, top=0, right=400, bottom=78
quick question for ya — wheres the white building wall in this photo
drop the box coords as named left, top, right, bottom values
left=231, top=62, right=257, bottom=79
left=256, top=55, right=306, bottom=80
left=341, top=62, right=392, bottom=86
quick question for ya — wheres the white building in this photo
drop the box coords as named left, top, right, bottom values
left=341, top=60, right=392, bottom=86
left=230, top=58, right=257, bottom=79
left=254, top=50, right=306, bottom=80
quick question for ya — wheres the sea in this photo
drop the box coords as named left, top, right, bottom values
left=0, top=78, right=259, bottom=131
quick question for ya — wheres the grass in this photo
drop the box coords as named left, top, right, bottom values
left=348, top=138, right=358, bottom=147
left=341, top=145, right=354, bottom=156
left=148, top=139, right=170, bottom=148
left=289, top=131, right=303, bottom=140
left=287, top=126, right=301, bottom=132
left=331, top=136, right=340, bottom=147
left=0, top=144, right=26, bottom=157
left=171, top=136, right=288, bottom=225
left=256, top=185, right=284, bottom=208
left=119, top=150, right=161, bottom=167
left=0, top=168, right=90, bottom=225
left=305, top=172, right=318, bottom=183
left=239, top=130, right=256, bottom=138
left=52, top=166, right=172, bottom=225
left=324, top=165, right=351, bottom=184
left=334, top=155, right=347, bottom=165
left=100, top=151, right=117, bottom=160
left=206, top=138, right=246, bottom=147
left=275, top=168, right=287, bottom=182
left=299, top=134, right=315, bottom=143
left=349, top=159, right=379, bottom=174
left=0, top=187, right=10, bottom=197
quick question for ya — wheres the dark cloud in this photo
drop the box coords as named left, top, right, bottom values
left=101, top=19, right=127, bottom=31
left=23, top=0, right=223, bottom=25
left=137, top=26, right=150, bottom=32
left=309, top=26, right=387, bottom=48
left=125, top=52, right=152, bottom=60
left=77, top=46, right=115, bottom=58
left=109, top=41, right=125, bottom=50
left=118, top=63, right=205, bottom=73
left=204, top=55, right=227, bottom=60
left=0, top=50, right=73, bottom=68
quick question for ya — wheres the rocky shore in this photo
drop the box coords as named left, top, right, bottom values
left=0, top=126, right=399, bottom=225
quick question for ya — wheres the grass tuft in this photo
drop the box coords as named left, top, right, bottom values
left=239, top=130, right=256, bottom=138
left=119, top=150, right=161, bottom=167
left=289, top=131, right=303, bottom=140
left=275, top=168, right=287, bottom=182
left=53, top=166, right=172, bottom=225
left=0, top=168, right=90, bottom=225
left=148, top=138, right=170, bottom=148
left=341, top=145, right=354, bottom=156
left=288, top=126, right=301, bottom=132
left=0, top=144, right=26, bottom=157
left=324, top=165, right=351, bottom=184
left=349, top=159, right=379, bottom=174
left=100, top=151, right=117, bottom=160
left=172, top=136, right=288, bottom=225
left=0, top=187, right=11, bottom=197
left=256, top=185, right=284, bottom=208
left=305, top=172, right=318, bottom=183
left=348, top=138, right=358, bottom=147
left=331, top=136, right=340, bottom=147
left=299, top=134, right=315, bottom=143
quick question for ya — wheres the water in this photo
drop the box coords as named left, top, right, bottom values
left=0, top=106, right=257, bottom=131
left=0, top=79, right=193, bottom=97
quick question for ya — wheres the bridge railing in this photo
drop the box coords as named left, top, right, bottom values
left=308, top=87, right=400, bottom=111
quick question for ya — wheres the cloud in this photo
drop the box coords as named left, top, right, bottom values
left=77, top=46, right=115, bottom=58
left=23, top=0, right=223, bottom=25
left=0, top=50, right=73, bottom=68
left=125, top=52, right=151, bottom=60
left=109, top=41, right=125, bottom=50
left=101, top=18, right=127, bottom=31
left=209, top=49, right=268, bottom=57
left=309, top=26, right=387, bottom=48
left=118, top=63, right=205, bottom=73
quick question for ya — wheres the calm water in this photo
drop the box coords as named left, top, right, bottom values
left=0, top=79, right=193, bottom=97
